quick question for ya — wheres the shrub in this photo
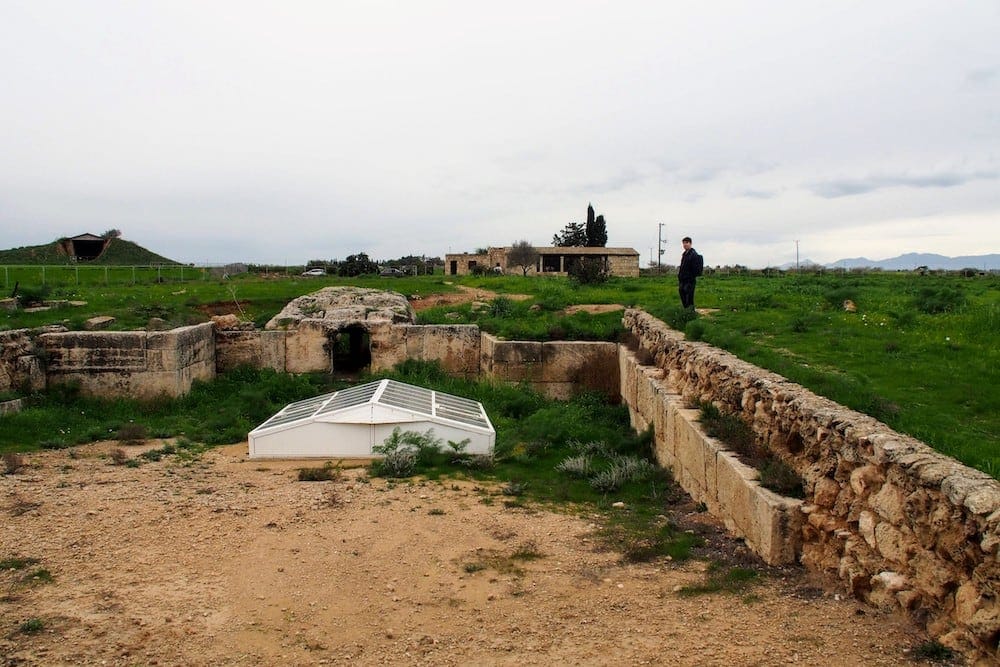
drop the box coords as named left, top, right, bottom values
left=116, top=422, right=148, bottom=446
left=370, top=427, right=442, bottom=478
left=555, top=455, right=592, bottom=478
left=109, top=448, right=129, bottom=466
left=18, top=618, right=45, bottom=634
left=568, top=257, right=609, bottom=285
left=298, top=461, right=341, bottom=482
left=488, top=296, right=514, bottom=318
left=913, top=285, right=966, bottom=314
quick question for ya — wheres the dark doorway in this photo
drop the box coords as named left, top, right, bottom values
left=330, top=326, right=371, bottom=373
left=450, top=260, right=458, bottom=275
left=71, top=238, right=106, bottom=261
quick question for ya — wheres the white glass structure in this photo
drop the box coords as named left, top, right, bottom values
left=248, top=379, right=495, bottom=458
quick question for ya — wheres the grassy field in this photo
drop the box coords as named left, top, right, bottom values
left=1, top=269, right=997, bottom=477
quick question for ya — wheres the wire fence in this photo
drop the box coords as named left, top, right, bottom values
left=0, top=264, right=228, bottom=290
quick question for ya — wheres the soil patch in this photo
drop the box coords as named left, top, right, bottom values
left=409, top=285, right=531, bottom=312
left=562, top=304, right=625, bottom=316
left=0, top=443, right=929, bottom=665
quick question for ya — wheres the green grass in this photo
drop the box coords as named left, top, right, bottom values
left=0, top=270, right=997, bottom=477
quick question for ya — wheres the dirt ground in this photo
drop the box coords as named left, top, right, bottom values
left=408, top=285, right=532, bottom=311
left=1, top=442, right=934, bottom=666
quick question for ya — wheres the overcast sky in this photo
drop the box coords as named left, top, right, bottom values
left=2, top=1, right=998, bottom=268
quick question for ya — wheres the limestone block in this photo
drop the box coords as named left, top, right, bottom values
left=673, top=409, right=712, bottom=492
left=211, top=314, right=241, bottom=330
left=715, top=451, right=757, bottom=537
left=215, top=330, right=285, bottom=372
left=954, top=580, right=981, bottom=625
left=619, top=347, right=639, bottom=409
left=911, top=551, right=960, bottom=601
left=635, top=367, right=664, bottom=427
left=849, top=464, right=884, bottom=497
left=283, top=320, right=331, bottom=373
left=370, top=324, right=408, bottom=371
left=41, top=331, right=146, bottom=372
left=814, top=477, right=840, bottom=508
left=869, top=481, right=907, bottom=525
left=541, top=341, right=618, bottom=395
left=746, top=485, right=803, bottom=565
left=859, top=510, right=878, bottom=549
left=84, top=315, right=115, bottom=330
left=874, top=521, right=909, bottom=564
left=491, top=340, right=542, bottom=364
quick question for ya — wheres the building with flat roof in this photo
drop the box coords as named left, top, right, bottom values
left=445, top=246, right=640, bottom=277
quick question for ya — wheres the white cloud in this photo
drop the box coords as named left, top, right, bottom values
left=1, top=1, right=998, bottom=267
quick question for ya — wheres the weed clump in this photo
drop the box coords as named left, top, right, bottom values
left=298, top=461, right=342, bottom=482
left=115, top=422, right=148, bottom=446
left=18, top=618, right=45, bottom=634
left=698, top=402, right=804, bottom=498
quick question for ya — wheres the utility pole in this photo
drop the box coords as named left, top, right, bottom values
left=657, top=223, right=666, bottom=272
left=795, top=240, right=800, bottom=271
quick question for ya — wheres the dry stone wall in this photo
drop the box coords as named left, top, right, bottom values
left=0, top=329, right=45, bottom=394
left=622, top=308, right=999, bottom=661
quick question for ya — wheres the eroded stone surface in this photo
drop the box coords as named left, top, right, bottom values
left=265, top=287, right=415, bottom=330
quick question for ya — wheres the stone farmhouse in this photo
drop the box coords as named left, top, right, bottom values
left=445, top=246, right=640, bottom=277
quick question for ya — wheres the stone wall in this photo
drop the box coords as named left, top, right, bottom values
left=215, top=328, right=286, bottom=373
left=0, top=329, right=45, bottom=394
left=38, top=323, right=216, bottom=400
left=370, top=324, right=482, bottom=378
left=481, top=334, right=619, bottom=400
left=622, top=308, right=999, bottom=661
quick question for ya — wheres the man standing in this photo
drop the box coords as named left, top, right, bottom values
left=677, top=236, right=703, bottom=309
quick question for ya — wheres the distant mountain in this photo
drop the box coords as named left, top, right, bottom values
left=825, top=253, right=1000, bottom=271
left=778, top=253, right=1000, bottom=271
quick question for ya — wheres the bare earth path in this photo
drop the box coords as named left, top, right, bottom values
left=1, top=443, right=929, bottom=666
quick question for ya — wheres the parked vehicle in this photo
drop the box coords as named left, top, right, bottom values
left=379, top=267, right=404, bottom=277
left=301, top=268, right=326, bottom=276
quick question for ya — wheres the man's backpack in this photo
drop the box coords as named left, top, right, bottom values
left=693, top=252, right=704, bottom=277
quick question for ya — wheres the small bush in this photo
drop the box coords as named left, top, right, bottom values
left=298, top=461, right=342, bottom=482
left=488, top=296, right=514, bottom=318
left=568, top=257, right=609, bottom=285
left=370, top=427, right=443, bottom=478
left=116, top=422, right=148, bottom=445
left=912, top=640, right=954, bottom=662
left=555, top=455, right=592, bottom=478
left=109, top=448, right=129, bottom=466
left=913, top=285, right=966, bottom=314
left=18, top=618, right=45, bottom=634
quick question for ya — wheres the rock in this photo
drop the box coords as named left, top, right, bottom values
left=265, top=287, right=415, bottom=330
left=211, top=314, right=241, bottom=330
left=85, top=316, right=115, bottom=330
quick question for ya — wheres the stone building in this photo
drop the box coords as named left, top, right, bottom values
left=445, top=246, right=640, bottom=277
